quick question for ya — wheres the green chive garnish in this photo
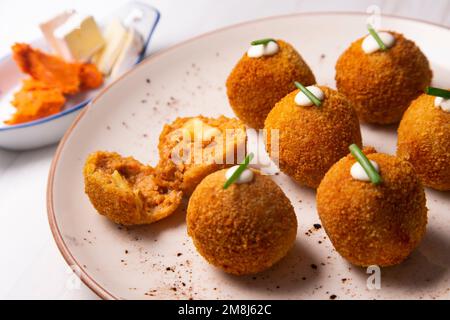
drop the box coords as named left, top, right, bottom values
left=251, top=38, right=276, bottom=46
left=349, top=144, right=382, bottom=185
left=294, top=81, right=322, bottom=107
left=367, top=24, right=387, bottom=51
left=223, top=153, right=254, bottom=189
left=425, top=86, right=450, bottom=99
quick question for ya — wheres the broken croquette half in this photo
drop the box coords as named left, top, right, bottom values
left=83, top=151, right=182, bottom=225
left=155, top=115, right=247, bottom=195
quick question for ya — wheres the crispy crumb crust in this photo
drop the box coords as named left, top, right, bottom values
left=264, top=86, right=362, bottom=188
left=397, top=94, right=450, bottom=190
left=187, top=169, right=297, bottom=275
left=317, top=149, right=427, bottom=267
left=84, top=151, right=182, bottom=225
left=155, top=115, right=247, bottom=195
left=226, top=40, right=316, bottom=129
left=335, top=31, right=432, bottom=124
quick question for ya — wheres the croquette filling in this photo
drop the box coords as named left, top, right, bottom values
left=95, top=155, right=174, bottom=200
left=168, top=118, right=241, bottom=166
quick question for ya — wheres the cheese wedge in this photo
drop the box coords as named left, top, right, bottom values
left=41, top=13, right=104, bottom=62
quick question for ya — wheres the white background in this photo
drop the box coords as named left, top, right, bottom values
left=0, top=0, right=449, bottom=300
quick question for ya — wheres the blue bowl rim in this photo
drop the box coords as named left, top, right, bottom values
left=0, top=3, right=160, bottom=132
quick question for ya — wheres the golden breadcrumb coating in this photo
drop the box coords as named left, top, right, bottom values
left=335, top=31, right=432, bottom=124
left=187, top=169, right=297, bottom=275
left=226, top=40, right=316, bottom=129
left=84, top=151, right=182, bottom=225
left=317, top=148, right=427, bottom=267
left=155, top=116, right=247, bottom=195
left=397, top=93, right=450, bottom=190
left=264, top=86, right=362, bottom=188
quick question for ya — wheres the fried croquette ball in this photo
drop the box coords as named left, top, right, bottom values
left=187, top=169, right=297, bottom=275
left=264, top=86, right=362, bottom=188
left=155, top=116, right=247, bottom=195
left=84, top=151, right=182, bottom=225
left=335, top=31, right=432, bottom=124
left=397, top=93, right=450, bottom=190
left=226, top=39, right=316, bottom=129
left=317, top=148, right=427, bottom=267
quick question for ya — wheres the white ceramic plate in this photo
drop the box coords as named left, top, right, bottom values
left=0, top=1, right=159, bottom=150
left=47, top=13, right=450, bottom=300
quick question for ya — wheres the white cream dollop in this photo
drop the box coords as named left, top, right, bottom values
left=294, top=86, right=325, bottom=106
left=362, top=32, right=395, bottom=54
left=247, top=41, right=279, bottom=58
left=225, top=166, right=254, bottom=184
left=434, top=96, right=450, bottom=112
left=351, top=160, right=380, bottom=182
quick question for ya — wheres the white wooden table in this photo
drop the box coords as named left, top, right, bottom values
left=0, top=0, right=449, bottom=300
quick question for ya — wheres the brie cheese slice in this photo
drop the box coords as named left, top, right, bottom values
left=110, top=28, right=144, bottom=79
left=43, top=13, right=105, bottom=62
left=92, top=19, right=128, bottom=75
